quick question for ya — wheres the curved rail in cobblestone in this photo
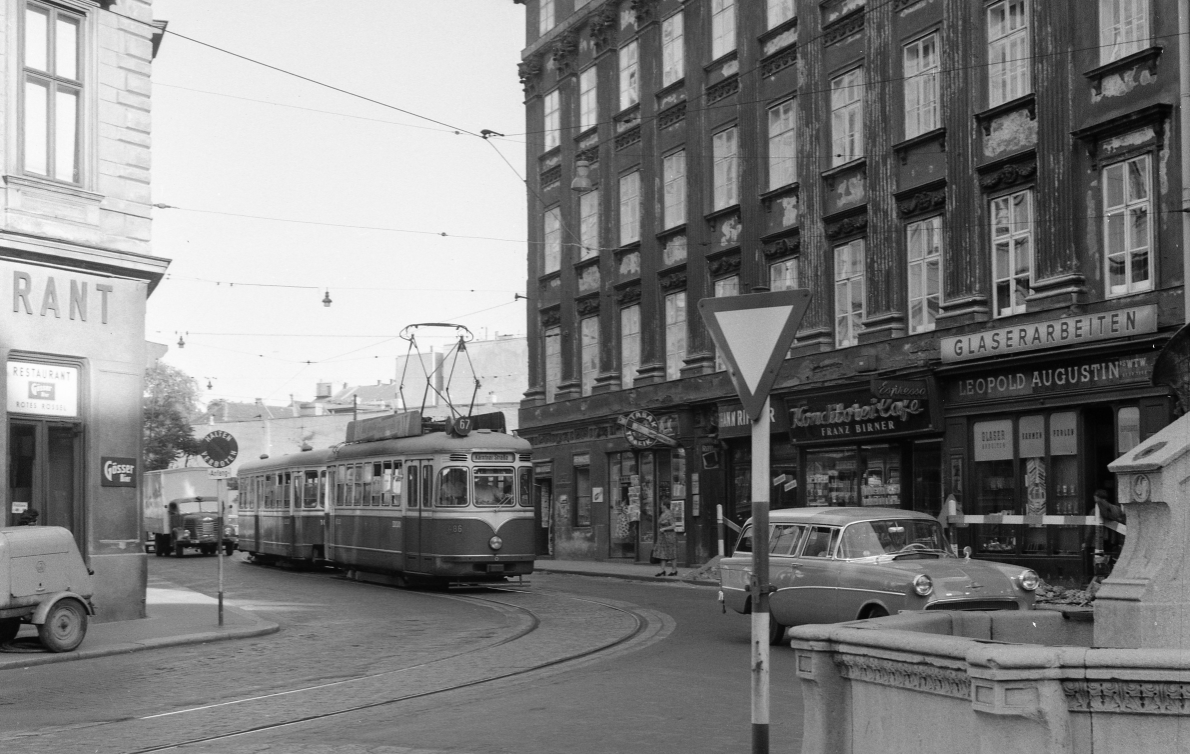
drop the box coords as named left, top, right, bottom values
left=9, top=585, right=669, bottom=754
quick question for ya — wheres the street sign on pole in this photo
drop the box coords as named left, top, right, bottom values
left=698, top=290, right=812, bottom=422
left=698, top=288, right=811, bottom=754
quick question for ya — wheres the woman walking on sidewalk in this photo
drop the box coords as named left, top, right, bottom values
left=654, top=501, right=678, bottom=576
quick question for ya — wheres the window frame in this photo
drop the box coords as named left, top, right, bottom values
left=767, top=98, right=797, bottom=191
left=664, top=290, right=687, bottom=381
left=710, top=0, right=737, bottom=61
left=661, top=12, right=685, bottom=87
left=620, top=304, right=641, bottom=389
left=579, top=66, right=598, bottom=132
left=618, top=169, right=641, bottom=246
left=1099, top=0, right=1149, bottom=64
left=830, top=67, right=864, bottom=167
left=713, top=275, right=740, bottom=372
left=906, top=215, right=943, bottom=334
left=543, top=324, right=562, bottom=403
left=619, top=40, right=640, bottom=111
left=1102, top=153, right=1153, bottom=297
left=580, top=315, right=599, bottom=397
left=662, top=149, right=687, bottom=229
left=987, top=0, right=1031, bottom=108
left=542, top=88, right=561, bottom=152
left=543, top=205, right=562, bottom=274
left=579, top=187, right=601, bottom=260
left=770, top=257, right=799, bottom=291
left=21, top=0, right=85, bottom=185
left=990, top=188, right=1034, bottom=318
left=766, top=0, right=795, bottom=30
left=903, top=32, right=939, bottom=140
left=712, top=126, right=739, bottom=211
left=539, top=0, right=555, bottom=37
left=833, top=239, right=865, bottom=348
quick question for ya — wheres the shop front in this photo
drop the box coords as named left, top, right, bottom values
left=0, top=258, right=160, bottom=621
left=938, top=306, right=1173, bottom=585
left=527, top=408, right=711, bottom=566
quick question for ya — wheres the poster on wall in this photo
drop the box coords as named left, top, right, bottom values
left=673, top=500, right=685, bottom=533
left=7, top=361, right=79, bottom=417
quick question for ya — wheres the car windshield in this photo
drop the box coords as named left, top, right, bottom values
left=839, top=519, right=951, bottom=559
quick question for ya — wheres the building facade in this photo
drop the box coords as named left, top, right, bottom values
left=516, top=0, right=1184, bottom=583
left=0, top=0, right=167, bottom=620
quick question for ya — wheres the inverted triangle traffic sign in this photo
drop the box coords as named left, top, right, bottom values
left=698, top=289, right=811, bottom=422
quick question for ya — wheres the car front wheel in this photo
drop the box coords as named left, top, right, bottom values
left=38, top=599, right=88, bottom=652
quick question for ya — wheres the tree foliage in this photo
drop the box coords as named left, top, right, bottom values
left=143, top=363, right=203, bottom=471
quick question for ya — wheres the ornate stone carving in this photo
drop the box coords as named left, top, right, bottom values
left=763, top=235, right=800, bottom=258
left=893, top=0, right=924, bottom=11
left=897, top=186, right=947, bottom=217
left=551, top=30, right=580, bottom=78
left=706, top=75, right=740, bottom=105
left=615, top=125, right=642, bottom=151
left=823, top=9, right=864, bottom=48
left=589, top=4, right=619, bottom=56
left=658, top=102, right=687, bottom=130
left=835, top=654, right=970, bottom=700
left=1063, top=680, right=1190, bottom=714
left=761, top=45, right=798, bottom=78
left=824, top=213, right=868, bottom=239
left=540, top=164, right=562, bottom=188
left=979, top=160, right=1037, bottom=192
left=616, top=284, right=641, bottom=305
left=659, top=270, right=687, bottom=291
left=576, top=294, right=600, bottom=317
left=708, top=253, right=741, bottom=277
left=576, top=146, right=599, bottom=165
left=631, top=0, right=657, bottom=25
left=541, top=307, right=562, bottom=329
left=518, top=54, right=543, bottom=98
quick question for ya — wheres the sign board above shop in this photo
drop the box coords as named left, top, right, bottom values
left=7, top=361, right=79, bottom=417
left=940, top=305, right=1157, bottom=363
left=945, top=352, right=1157, bottom=404
left=785, top=379, right=937, bottom=443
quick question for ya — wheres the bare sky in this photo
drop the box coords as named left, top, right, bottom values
left=148, top=0, right=527, bottom=407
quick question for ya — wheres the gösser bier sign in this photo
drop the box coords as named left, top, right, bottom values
left=940, top=305, right=1157, bottom=363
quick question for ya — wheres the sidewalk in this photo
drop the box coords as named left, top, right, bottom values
left=0, top=579, right=279, bottom=671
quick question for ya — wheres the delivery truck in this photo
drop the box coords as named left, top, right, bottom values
left=143, top=467, right=236, bottom=556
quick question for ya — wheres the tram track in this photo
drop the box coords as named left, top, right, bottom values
left=4, top=581, right=671, bottom=754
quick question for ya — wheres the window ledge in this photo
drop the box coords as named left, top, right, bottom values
left=760, top=182, right=799, bottom=203
left=6, top=174, right=102, bottom=204
left=820, top=157, right=866, bottom=182
left=655, top=78, right=686, bottom=100
left=892, top=127, right=946, bottom=164
left=974, top=93, right=1036, bottom=136
left=657, top=222, right=687, bottom=239
left=1084, top=45, right=1163, bottom=95
left=704, top=203, right=741, bottom=224
left=703, top=50, right=739, bottom=75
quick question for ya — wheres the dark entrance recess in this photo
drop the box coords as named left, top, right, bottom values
left=8, top=420, right=83, bottom=549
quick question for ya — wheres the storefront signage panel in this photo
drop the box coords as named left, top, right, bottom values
left=717, top=400, right=789, bottom=438
left=7, top=361, right=78, bottom=417
left=101, top=457, right=137, bottom=487
left=945, top=352, right=1156, bottom=404
left=940, top=305, right=1156, bottom=363
left=785, top=382, right=934, bottom=442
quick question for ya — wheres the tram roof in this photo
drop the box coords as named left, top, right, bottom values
left=236, top=429, right=531, bottom=475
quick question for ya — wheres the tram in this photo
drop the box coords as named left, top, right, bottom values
left=235, top=411, right=536, bottom=584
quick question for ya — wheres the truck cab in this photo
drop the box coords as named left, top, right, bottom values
left=155, top=497, right=235, bottom=557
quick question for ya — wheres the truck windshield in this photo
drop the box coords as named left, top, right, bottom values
left=172, top=500, right=218, bottom=515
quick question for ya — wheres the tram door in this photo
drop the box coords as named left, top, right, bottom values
left=404, top=460, right=431, bottom=573
left=323, top=466, right=337, bottom=560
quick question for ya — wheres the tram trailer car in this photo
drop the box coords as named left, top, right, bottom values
left=236, top=412, right=535, bottom=584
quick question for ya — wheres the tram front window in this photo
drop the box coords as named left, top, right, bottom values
left=439, top=467, right=469, bottom=507
left=475, top=468, right=515, bottom=507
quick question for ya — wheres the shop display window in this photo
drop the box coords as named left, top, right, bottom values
left=860, top=445, right=901, bottom=507
left=640, top=453, right=655, bottom=543
left=771, top=440, right=799, bottom=510
left=911, top=441, right=942, bottom=515
left=973, top=418, right=1015, bottom=554
left=805, top=449, right=858, bottom=506
left=731, top=445, right=752, bottom=516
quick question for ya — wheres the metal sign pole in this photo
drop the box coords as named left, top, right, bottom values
left=217, top=498, right=225, bottom=627
left=751, top=396, right=771, bottom=754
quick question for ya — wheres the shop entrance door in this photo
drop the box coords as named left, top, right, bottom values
left=8, top=420, right=82, bottom=545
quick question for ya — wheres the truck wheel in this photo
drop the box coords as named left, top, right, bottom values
left=154, top=534, right=166, bottom=556
left=224, top=542, right=235, bottom=556
left=174, top=542, right=185, bottom=558
left=37, top=599, right=88, bottom=652
left=0, top=617, right=20, bottom=643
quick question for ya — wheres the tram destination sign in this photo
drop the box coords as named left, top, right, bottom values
left=940, top=305, right=1157, bottom=363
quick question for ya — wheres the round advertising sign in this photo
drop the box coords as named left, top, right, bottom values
left=201, top=430, right=239, bottom=468
left=622, top=409, right=660, bottom=449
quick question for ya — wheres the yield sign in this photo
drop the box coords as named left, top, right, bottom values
left=698, top=289, right=811, bottom=422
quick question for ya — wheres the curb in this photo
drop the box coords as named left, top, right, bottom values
left=0, top=609, right=279, bottom=671
left=534, top=565, right=719, bottom=587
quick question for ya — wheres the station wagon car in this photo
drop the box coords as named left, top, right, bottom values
left=718, top=507, right=1039, bottom=643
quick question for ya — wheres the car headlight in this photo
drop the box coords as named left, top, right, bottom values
left=183, top=529, right=192, bottom=539
left=1018, top=569, right=1040, bottom=591
left=224, top=527, right=234, bottom=537
left=489, top=536, right=503, bottom=551
left=912, top=574, right=933, bottom=596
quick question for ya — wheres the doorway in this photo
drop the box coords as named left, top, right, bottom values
left=8, top=420, right=82, bottom=546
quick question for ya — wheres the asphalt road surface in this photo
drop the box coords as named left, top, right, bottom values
left=0, top=554, right=805, bottom=754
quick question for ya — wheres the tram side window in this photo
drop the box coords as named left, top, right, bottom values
left=475, top=467, right=515, bottom=506
left=303, top=470, right=319, bottom=508
left=439, top=467, right=469, bottom=506
left=422, top=466, right=432, bottom=508
left=518, top=467, right=533, bottom=507
left=361, top=464, right=374, bottom=506
left=294, top=473, right=303, bottom=509
left=371, top=462, right=383, bottom=506
left=408, top=464, right=418, bottom=508
left=282, top=472, right=292, bottom=510
left=336, top=465, right=347, bottom=507
left=265, top=475, right=275, bottom=509
left=391, top=461, right=403, bottom=507
left=381, top=460, right=394, bottom=506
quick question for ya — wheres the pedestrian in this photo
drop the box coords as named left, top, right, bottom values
left=654, top=500, right=678, bottom=577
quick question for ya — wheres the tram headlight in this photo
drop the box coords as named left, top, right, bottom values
left=489, top=536, right=503, bottom=551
